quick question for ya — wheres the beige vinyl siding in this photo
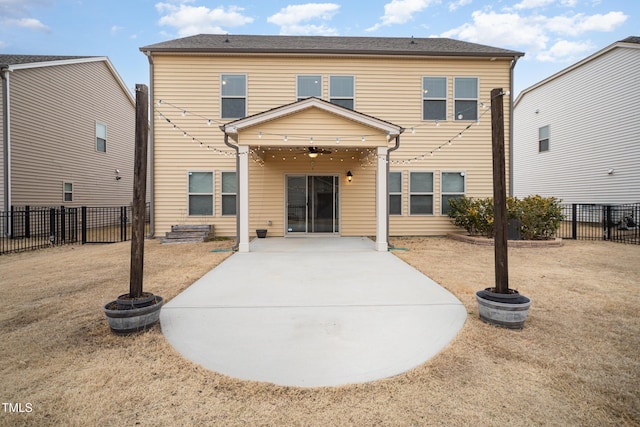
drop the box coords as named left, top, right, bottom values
left=8, top=60, right=135, bottom=207
left=152, top=53, right=513, bottom=236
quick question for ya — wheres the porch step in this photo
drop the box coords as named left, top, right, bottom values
left=161, top=224, right=215, bottom=244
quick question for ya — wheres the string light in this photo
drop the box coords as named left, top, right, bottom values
left=155, top=93, right=498, bottom=165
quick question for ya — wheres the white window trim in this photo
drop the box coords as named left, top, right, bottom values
left=422, top=76, right=448, bottom=122
left=220, top=171, right=237, bottom=216
left=63, top=181, right=73, bottom=202
left=453, top=76, right=479, bottom=121
left=409, top=171, right=434, bottom=216
left=389, top=171, right=403, bottom=216
left=329, top=75, right=355, bottom=109
left=296, top=74, right=323, bottom=101
left=538, top=125, right=550, bottom=153
left=187, top=171, right=215, bottom=217
left=440, top=171, right=467, bottom=215
left=96, top=121, right=107, bottom=153
left=220, top=74, right=247, bottom=119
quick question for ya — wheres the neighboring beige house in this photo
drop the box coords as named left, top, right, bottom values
left=140, top=35, right=523, bottom=251
left=0, top=55, right=136, bottom=212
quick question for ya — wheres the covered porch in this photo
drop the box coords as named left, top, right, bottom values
left=220, top=97, right=404, bottom=252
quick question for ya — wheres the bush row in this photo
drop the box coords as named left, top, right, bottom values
left=447, top=195, right=563, bottom=240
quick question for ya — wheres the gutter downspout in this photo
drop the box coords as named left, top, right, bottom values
left=1, top=68, right=11, bottom=220
left=222, top=131, right=240, bottom=251
left=144, top=51, right=155, bottom=238
left=386, top=129, right=403, bottom=249
left=509, top=56, right=519, bottom=197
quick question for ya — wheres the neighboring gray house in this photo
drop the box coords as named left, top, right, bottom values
left=1, top=55, right=136, bottom=212
left=513, top=36, right=640, bottom=205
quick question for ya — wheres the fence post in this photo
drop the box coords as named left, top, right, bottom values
left=604, top=205, right=612, bottom=241
left=10, top=205, right=14, bottom=238
left=60, top=205, right=66, bottom=243
left=120, top=206, right=127, bottom=242
left=25, top=205, right=31, bottom=238
left=81, top=206, right=87, bottom=244
left=571, top=203, right=577, bottom=239
left=49, top=208, right=56, bottom=245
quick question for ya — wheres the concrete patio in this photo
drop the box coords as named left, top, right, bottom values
left=160, top=237, right=467, bottom=387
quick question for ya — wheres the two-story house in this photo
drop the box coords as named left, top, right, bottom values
left=1, top=55, right=136, bottom=213
left=513, top=36, right=640, bottom=205
left=140, top=35, right=523, bottom=251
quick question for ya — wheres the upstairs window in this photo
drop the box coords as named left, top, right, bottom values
left=441, top=172, right=466, bottom=215
left=221, top=171, right=237, bottom=216
left=188, top=171, right=214, bottom=216
left=423, top=77, right=447, bottom=121
left=539, top=125, right=550, bottom=152
left=409, top=172, right=434, bottom=215
left=329, top=75, right=354, bottom=109
left=96, top=122, right=107, bottom=152
left=297, top=75, right=322, bottom=101
left=454, top=77, right=478, bottom=121
left=389, top=172, right=402, bottom=215
left=221, top=74, right=246, bottom=119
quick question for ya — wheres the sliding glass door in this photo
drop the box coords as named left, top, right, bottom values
left=286, top=175, right=339, bottom=234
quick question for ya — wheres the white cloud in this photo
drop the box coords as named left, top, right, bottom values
left=442, top=11, right=549, bottom=52
left=267, top=3, right=340, bottom=35
left=513, top=0, right=555, bottom=10
left=5, top=17, right=50, bottom=32
left=156, top=2, right=254, bottom=37
left=367, top=0, right=438, bottom=32
left=546, top=11, right=628, bottom=36
left=449, top=0, right=472, bottom=12
left=442, top=8, right=627, bottom=63
left=536, top=39, right=594, bottom=62
left=110, top=25, right=124, bottom=35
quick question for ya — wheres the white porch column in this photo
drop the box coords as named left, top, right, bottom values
left=238, top=145, right=250, bottom=252
left=375, top=146, right=388, bottom=252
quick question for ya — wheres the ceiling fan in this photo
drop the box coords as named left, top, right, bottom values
left=304, top=146, right=332, bottom=158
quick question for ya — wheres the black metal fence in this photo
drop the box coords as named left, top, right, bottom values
left=557, top=203, right=639, bottom=244
left=1, top=204, right=150, bottom=255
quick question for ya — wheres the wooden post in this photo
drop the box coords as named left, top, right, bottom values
left=491, top=88, right=509, bottom=293
left=129, top=84, right=149, bottom=298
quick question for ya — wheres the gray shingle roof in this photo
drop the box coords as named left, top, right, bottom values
left=0, top=55, right=93, bottom=68
left=620, top=36, right=640, bottom=44
left=140, top=34, right=523, bottom=58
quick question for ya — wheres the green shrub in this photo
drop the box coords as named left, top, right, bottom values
left=517, top=195, right=563, bottom=240
left=448, top=195, right=562, bottom=240
left=448, top=196, right=494, bottom=237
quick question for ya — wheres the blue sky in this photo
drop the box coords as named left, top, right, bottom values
left=1, top=0, right=637, bottom=97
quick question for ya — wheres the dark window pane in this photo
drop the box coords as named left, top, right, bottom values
left=455, top=77, right=477, bottom=98
left=442, top=172, right=465, bottom=193
left=189, top=172, right=213, bottom=193
left=389, top=194, right=401, bottom=215
left=410, top=195, right=433, bottom=215
left=454, top=100, right=477, bottom=121
left=221, top=194, right=236, bottom=215
left=330, top=98, right=354, bottom=109
left=222, top=98, right=246, bottom=118
left=442, top=195, right=462, bottom=216
left=189, top=195, right=213, bottom=216
left=424, top=100, right=446, bottom=120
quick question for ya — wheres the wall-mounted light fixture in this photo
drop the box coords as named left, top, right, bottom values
left=607, top=168, right=615, bottom=175
left=115, top=168, right=122, bottom=180
left=347, top=171, right=353, bottom=182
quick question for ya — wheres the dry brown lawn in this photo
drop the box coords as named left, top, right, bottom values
left=0, top=237, right=638, bottom=426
